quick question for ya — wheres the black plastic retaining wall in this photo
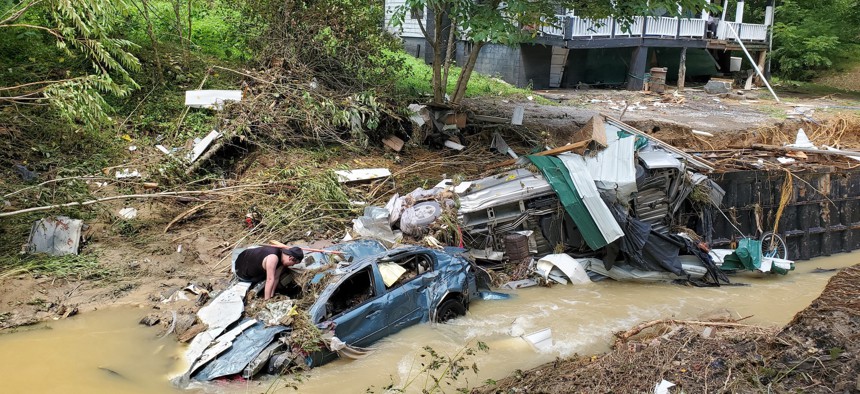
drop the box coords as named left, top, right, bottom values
left=699, top=166, right=860, bottom=261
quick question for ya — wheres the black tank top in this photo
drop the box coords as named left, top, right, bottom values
left=235, top=246, right=282, bottom=282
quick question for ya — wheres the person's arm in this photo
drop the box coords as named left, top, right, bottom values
left=263, top=254, right=282, bottom=300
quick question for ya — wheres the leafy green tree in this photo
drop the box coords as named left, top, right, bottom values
left=392, top=0, right=718, bottom=105
left=0, top=0, right=140, bottom=132
left=771, top=0, right=860, bottom=80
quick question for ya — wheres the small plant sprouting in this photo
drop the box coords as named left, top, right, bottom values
left=371, top=340, right=490, bottom=393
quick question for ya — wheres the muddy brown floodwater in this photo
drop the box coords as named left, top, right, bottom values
left=0, top=255, right=856, bottom=393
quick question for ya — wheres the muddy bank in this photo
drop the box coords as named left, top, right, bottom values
left=473, top=264, right=860, bottom=394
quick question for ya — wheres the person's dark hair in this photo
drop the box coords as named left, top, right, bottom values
left=284, top=246, right=304, bottom=262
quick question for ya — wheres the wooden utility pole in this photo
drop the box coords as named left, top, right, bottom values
left=678, top=47, right=687, bottom=91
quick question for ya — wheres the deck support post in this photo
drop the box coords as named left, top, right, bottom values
left=678, top=47, right=687, bottom=91
left=753, top=50, right=767, bottom=86
left=626, top=46, right=648, bottom=91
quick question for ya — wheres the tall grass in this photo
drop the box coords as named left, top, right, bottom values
left=0, top=253, right=115, bottom=281
left=386, top=50, right=542, bottom=102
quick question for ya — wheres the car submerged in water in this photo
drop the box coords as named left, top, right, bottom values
left=182, top=241, right=486, bottom=383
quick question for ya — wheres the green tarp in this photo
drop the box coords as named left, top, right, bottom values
left=721, top=238, right=793, bottom=275
left=527, top=155, right=609, bottom=250
left=722, top=238, right=762, bottom=271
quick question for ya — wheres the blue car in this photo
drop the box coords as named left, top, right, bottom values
left=305, top=245, right=481, bottom=366
left=190, top=242, right=485, bottom=382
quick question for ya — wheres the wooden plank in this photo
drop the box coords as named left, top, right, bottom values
left=487, top=140, right=589, bottom=170
left=753, top=50, right=767, bottom=86
left=571, top=115, right=608, bottom=152
left=382, top=135, right=405, bottom=152
left=473, top=114, right=509, bottom=124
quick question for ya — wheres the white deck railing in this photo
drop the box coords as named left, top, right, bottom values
left=569, top=16, right=613, bottom=37
left=716, top=21, right=741, bottom=40
left=678, top=19, right=706, bottom=37
left=544, top=15, right=766, bottom=42
left=739, top=23, right=768, bottom=41
left=645, top=17, right=679, bottom=36
left=613, top=16, right=644, bottom=36
left=539, top=15, right=566, bottom=37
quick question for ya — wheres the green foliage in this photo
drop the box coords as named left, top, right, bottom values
left=245, top=0, right=402, bottom=93
left=389, top=50, right=552, bottom=102
left=1, top=0, right=141, bottom=134
left=772, top=0, right=860, bottom=81
left=119, top=0, right=258, bottom=61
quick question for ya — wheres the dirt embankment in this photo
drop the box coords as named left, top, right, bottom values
left=473, top=264, right=860, bottom=394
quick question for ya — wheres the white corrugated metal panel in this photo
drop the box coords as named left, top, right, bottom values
left=458, top=170, right=553, bottom=214
left=557, top=154, right=624, bottom=244
left=580, top=125, right=637, bottom=201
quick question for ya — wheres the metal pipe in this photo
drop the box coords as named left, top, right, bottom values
left=726, top=22, right=780, bottom=103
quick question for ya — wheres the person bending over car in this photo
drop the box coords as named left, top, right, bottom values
left=235, top=245, right=304, bottom=299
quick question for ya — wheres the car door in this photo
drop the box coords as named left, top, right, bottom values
left=381, top=252, right=438, bottom=335
left=325, top=265, right=389, bottom=348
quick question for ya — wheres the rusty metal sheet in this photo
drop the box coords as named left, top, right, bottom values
left=27, top=216, right=83, bottom=256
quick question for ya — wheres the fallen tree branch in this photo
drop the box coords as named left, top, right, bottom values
left=0, top=182, right=289, bottom=218
left=615, top=318, right=759, bottom=342
left=4, top=176, right=112, bottom=198
left=164, top=202, right=213, bottom=233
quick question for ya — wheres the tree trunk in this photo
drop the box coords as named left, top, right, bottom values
left=140, top=0, right=163, bottom=82
left=173, top=0, right=185, bottom=59
left=187, top=0, right=192, bottom=50
left=441, top=17, right=457, bottom=92
left=451, top=42, right=484, bottom=105
left=431, top=9, right=444, bottom=104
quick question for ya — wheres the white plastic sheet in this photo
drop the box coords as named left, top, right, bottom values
left=185, top=90, right=242, bottom=110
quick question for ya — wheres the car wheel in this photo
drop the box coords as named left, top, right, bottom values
left=435, top=299, right=466, bottom=323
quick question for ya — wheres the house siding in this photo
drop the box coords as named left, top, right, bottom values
left=457, top=43, right=526, bottom=88
left=384, top=0, right=425, bottom=38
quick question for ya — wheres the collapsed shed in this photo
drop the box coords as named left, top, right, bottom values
left=456, top=115, right=736, bottom=284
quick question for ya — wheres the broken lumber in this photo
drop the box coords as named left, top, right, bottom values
left=473, top=114, right=509, bottom=124
left=603, top=114, right=715, bottom=172
left=488, top=140, right=589, bottom=170
left=614, top=318, right=759, bottom=342
left=751, top=144, right=860, bottom=158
